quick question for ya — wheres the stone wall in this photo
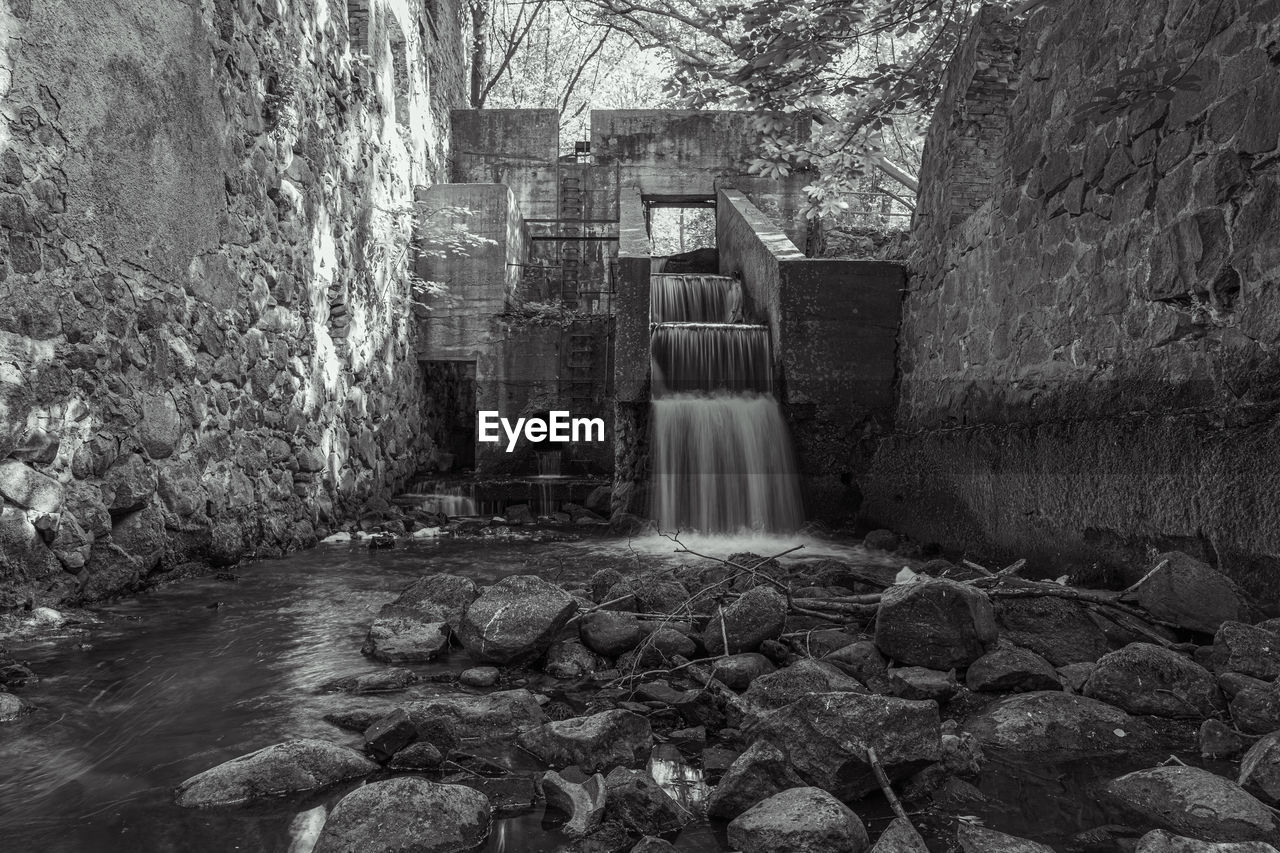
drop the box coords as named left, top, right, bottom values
left=865, top=0, right=1280, bottom=599
left=0, top=0, right=467, bottom=606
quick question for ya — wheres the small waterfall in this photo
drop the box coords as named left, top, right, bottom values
left=650, top=274, right=743, bottom=323
left=648, top=275, right=803, bottom=534
left=403, top=483, right=478, bottom=516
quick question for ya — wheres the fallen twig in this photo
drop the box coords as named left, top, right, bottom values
left=962, top=559, right=996, bottom=578
left=867, top=746, right=916, bottom=831
left=1121, top=558, right=1170, bottom=595
left=998, top=558, right=1027, bottom=577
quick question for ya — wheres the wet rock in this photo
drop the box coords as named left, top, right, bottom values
left=1057, top=662, right=1095, bottom=693
left=1084, top=643, right=1224, bottom=718
left=702, top=586, right=787, bottom=656
left=364, top=708, right=418, bottom=761
left=874, top=578, right=997, bottom=669
left=459, top=666, right=500, bottom=688
left=888, top=665, right=959, bottom=701
left=863, top=529, right=900, bottom=552
left=580, top=611, right=645, bottom=657
left=415, top=717, right=460, bottom=756
left=962, top=691, right=1153, bottom=758
left=823, top=640, right=889, bottom=684
left=505, top=504, right=535, bottom=524
left=751, top=692, right=941, bottom=800
left=630, top=838, right=678, bottom=853
left=602, top=766, right=689, bottom=836
left=323, top=667, right=418, bottom=694
left=518, top=710, right=653, bottom=772
left=540, top=769, right=607, bottom=837
left=323, top=709, right=381, bottom=733
left=458, top=575, right=577, bottom=664
left=0, top=691, right=28, bottom=721
left=1212, top=622, right=1280, bottom=680
left=1136, top=829, right=1280, bottom=852
left=408, top=689, right=544, bottom=740
left=175, top=738, right=377, bottom=807
left=0, top=459, right=62, bottom=514
left=727, top=787, right=869, bottom=853
left=1133, top=552, right=1243, bottom=635
left=967, top=646, right=1061, bottom=693
left=1202, top=719, right=1250, bottom=759
left=314, top=777, right=490, bottom=853
left=391, top=573, right=477, bottom=632
left=386, top=741, right=444, bottom=770
left=545, top=640, right=605, bottom=679
left=1107, top=766, right=1280, bottom=843
left=590, top=569, right=624, bottom=603
left=362, top=614, right=449, bottom=664
left=1231, top=682, right=1280, bottom=735
left=564, top=820, right=630, bottom=853
left=870, top=818, right=930, bottom=853
left=797, top=629, right=859, bottom=658
left=605, top=575, right=689, bottom=615
left=1240, top=732, right=1280, bottom=805
left=708, top=653, right=776, bottom=691
left=646, top=627, right=696, bottom=658
left=957, top=824, right=1054, bottom=853
left=706, top=740, right=807, bottom=820
left=674, top=689, right=726, bottom=729
left=994, top=597, right=1109, bottom=665
left=735, top=659, right=866, bottom=723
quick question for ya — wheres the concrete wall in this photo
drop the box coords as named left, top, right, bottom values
left=0, top=0, right=467, bottom=606
left=450, top=109, right=560, bottom=220
left=613, top=188, right=652, bottom=404
left=865, top=0, right=1280, bottom=600
left=717, top=190, right=903, bottom=518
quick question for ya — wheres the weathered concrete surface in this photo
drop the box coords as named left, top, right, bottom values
left=0, top=0, right=468, bottom=606
left=450, top=109, right=560, bottom=220
left=865, top=0, right=1280, bottom=600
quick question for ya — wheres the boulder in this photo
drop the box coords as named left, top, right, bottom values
left=1240, top=732, right=1280, bottom=804
left=1133, top=552, right=1243, bottom=635
left=1057, top=662, right=1095, bottom=693
left=0, top=460, right=62, bottom=513
left=967, top=647, right=1062, bottom=693
left=1107, top=766, right=1280, bottom=843
left=392, top=573, right=477, bottom=631
left=0, top=691, right=28, bottom=722
left=727, top=787, right=870, bottom=853
left=518, top=710, right=652, bottom=772
left=322, top=668, right=418, bottom=694
left=387, top=742, right=444, bottom=770
left=962, top=691, right=1153, bottom=758
left=103, top=454, right=156, bottom=517
left=1084, top=643, right=1224, bottom=718
left=1232, top=682, right=1280, bottom=735
left=708, top=653, right=776, bottom=691
left=735, top=659, right=866, bottom=723
left=1202, top=719, right=1250, bottom=759
left=823, top=641, right=889, bottom=684
left=870, top=818, right=930, bottom=853
left=706, top=740, right=807, bottom=820
left=1213, top=622, right=1280, bottom=680
left=362, top=614, right=449, bottom=664
left=314, top=778, right=490, bottom=853
left=994, top=596, right=1109, bottom=665
left=1136, top=829, right=1280, bottom=852
left=364, top=708, right=418, bottom=761
left=459, top=666, right=500, bottom=688
left=631, top=838, right=679, bottom=853
left=458, top=575, right=577, bottom=663
left=407, top=689, right=544, bottom=739
left=544, top=640, right=605, bottom=679
left=603, top=767, right=689, bottom=836
left=957, top=824, right=1055, bottom=853
left=874, top=578, right=997, bottom=669
left=540, top=770, right=607, bottom=837
left=175, top=739, right=377, bottom=807
left=702, top=586, right=787, bottom=655
left=580, top=611, right=645, bottom=657
left=750, top=692, right=941, bottom=800
left=646, top=627, right=696, bottom=659
left=888, top=666, right=959, bottom=702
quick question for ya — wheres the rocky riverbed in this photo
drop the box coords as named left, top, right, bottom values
left=2, top=531, right=1279, bottom=853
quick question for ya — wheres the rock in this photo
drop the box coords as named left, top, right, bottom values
left=994, top=597, right=1109, bottom=665
left=415, top=717, right=461, bottom=756
left=957, top=824, right=1055, bottom=853
left=314, top=777, right=490, bottom=853
left=888, top=665, right=959, bottom=701
left=386, top=741, right=444, bottom=770
left=580, top=611, right=646, bottom=657
left=967, top=646, right=1061, bottom=693
left=590, top=569, right=624, bottom=603
left=1134, top=552, right=1243, bottom=635
left=706, top=740, right=808, bottom=820
left=0, top=460, right=62, bottom=513
left=1057, top=662, right=1095, bottom=692
left=603, top=767, right=689, bottom=836
left=1108, top=766, right=1280, bottom=843
left=1232, top=683, right=1280, bottom=735
left=1240, top=732, right=1280, bottom=804
left=1213, top=622, right=1280, bottom=680
left=1084, top=643, right=1224, bottom=718
left=322, top=668, right=419, bottom=694
left=709, top=653, right=777, bottom=691
left=407, top=689, right=545, bottom=740
left=702, top=586, right=787, bottom=655
left=505, top=504, right=535, bottom=524
left=175, top=738, right=377, bottom=807
left=0, top=691, right=28, bottom=722
left=751, top=692, right=941, bottom=800
left=518, top=710, right=653, bottom=772
left=870, top=818, right=930, bottom=853
left=458, top=575, right=577, bottom=664
left=324, top=709, right=381, bottom=733
left=362, top=613, right=449, bottom=664
left=962, top=691, right=1153, bottom=758
left=103, top=454, right=156, bottom=517
left=459, top=666, right=500, bottom=688
left=392, top=573, right=477, bottom=631
left=823, top=640, right=889, bottom=684
left=631, top=838, right=678, bottom=853
left=540, top=770, right=607, bottom=837
left=796, top=629, right=859, bottom=657
left=874, top=578, right=997, bottom=669
left=727, top=787, right=870, bottom=853
left=736, top=659, right=866, bottom=723
left=1136, top=829, right=1280, bottom=852
left=646, top=627, right=696, bottom=659
left=545, top=640, right=605, bottom=679
left=863, top=529, right=900, bottom=552
left=1202, top=719, right=1250, bottom=759
left=364, top=708, right=418, bottom=761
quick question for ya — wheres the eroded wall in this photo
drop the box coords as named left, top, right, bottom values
left=865, top=0, right=1280, bottom=598
left=0, top=0, right=466, bottom=605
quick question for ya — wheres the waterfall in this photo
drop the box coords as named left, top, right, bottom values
left=648, top=275, right=803, bottom=534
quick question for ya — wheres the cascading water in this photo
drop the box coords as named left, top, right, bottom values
left=648, top=274, right=803, bottom=534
